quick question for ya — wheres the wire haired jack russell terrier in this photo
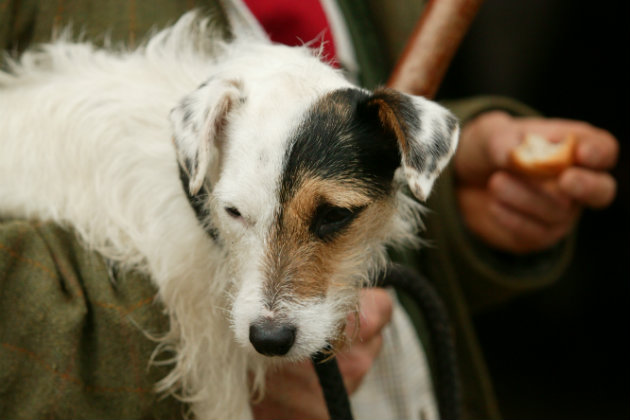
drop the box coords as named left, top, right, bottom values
left=0, top=10, right=459, bottom=419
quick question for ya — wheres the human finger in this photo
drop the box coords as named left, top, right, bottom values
left=336, top=289, right=391, bottom=393
left=559, top=167, right=617, bottom=208
left=489, top=200, right=573, bottom=254
left=455, top=111, right=519, bottom=185
left=573, top=127, right=619, bottom=170
left=484, top=116, right=523, bottom=170
left=488, top=171, right=575, bottom=225
left=346, top=288, right=393, bottom=342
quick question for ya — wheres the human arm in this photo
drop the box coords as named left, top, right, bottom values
left=414, top=95, right=619, bottom=311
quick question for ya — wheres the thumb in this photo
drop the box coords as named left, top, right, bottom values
left=456, top=111, right=520, bottom=185
left=485, top=122, right=523, bottom=170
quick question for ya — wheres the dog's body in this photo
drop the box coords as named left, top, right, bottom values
left=0, top=12, right=458, bottom=419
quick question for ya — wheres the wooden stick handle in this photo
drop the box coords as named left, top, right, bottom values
left=387, top=0, right=485, bottom=99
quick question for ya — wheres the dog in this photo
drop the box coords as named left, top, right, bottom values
left=0, top=11, right=458, bottom=419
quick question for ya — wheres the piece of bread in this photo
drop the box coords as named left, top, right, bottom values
left=510, top=132, right=576, bottom=177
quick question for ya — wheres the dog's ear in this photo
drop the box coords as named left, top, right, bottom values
left=366, top=87, right=460, bottom=201
left=170, top=78, right=244, bottom=195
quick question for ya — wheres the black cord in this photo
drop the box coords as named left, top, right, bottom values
left=312, top=348, right=354, bottom=420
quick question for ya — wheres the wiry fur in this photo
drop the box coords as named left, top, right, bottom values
left=0, top=12, right=458, bottom=419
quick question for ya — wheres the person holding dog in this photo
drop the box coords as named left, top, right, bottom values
left=0, top=0, right=619, bottom=419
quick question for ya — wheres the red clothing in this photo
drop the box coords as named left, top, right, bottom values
left=242, top=0, right=338, bottom=65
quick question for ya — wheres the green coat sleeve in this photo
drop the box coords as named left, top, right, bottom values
left=429, top=96, right=575, bottom=311
left=0, top=221, right=185, bottom=419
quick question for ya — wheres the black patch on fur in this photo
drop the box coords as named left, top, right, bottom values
left=280, top=88, right=402, bottom=205
left=178, top=163, right=219, bottom=241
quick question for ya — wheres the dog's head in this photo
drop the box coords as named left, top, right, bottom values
left=170, top=46, right=458, bottom=361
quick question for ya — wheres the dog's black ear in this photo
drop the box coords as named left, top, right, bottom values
left=366, top=87, right=459, bottom=201
left=170, top=78, right=244, bottom=195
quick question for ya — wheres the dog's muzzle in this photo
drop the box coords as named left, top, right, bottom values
left=249, top=318, right=297, bottom=356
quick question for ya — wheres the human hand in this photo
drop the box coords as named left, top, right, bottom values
left=251, top=288, right=393, bottom=420
left=455, top=110, right=618, bottom=254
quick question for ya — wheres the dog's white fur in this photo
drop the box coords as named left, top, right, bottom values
left=0, top=12, right=458, bottom=419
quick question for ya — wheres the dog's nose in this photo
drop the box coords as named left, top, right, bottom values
left=249, top=318, right=296, bottom=356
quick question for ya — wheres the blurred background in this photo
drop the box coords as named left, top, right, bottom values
left=439, top=1, right=629, bottom=418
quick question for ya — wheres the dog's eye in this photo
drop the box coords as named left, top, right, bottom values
left=312, top=205, right=360, bottom=240
left=225, top=206, right=242, bottom=219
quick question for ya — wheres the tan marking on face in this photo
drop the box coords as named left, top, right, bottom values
left=288, top=177, right=374, bottom=219
left=263, top=175, right=397, bottom=350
